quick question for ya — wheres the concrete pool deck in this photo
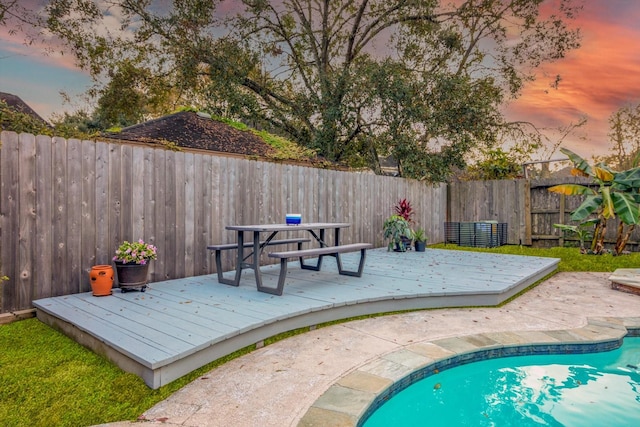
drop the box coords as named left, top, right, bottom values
left=99, top=272, right=640, bottom=426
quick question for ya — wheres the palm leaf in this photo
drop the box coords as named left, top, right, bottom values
left=613, top=167, right=640, bottom=188
left=601, top=187, right=615, bottom=219
left=552, top=223, right=578, bottom=233
left=611, top=192, right=640, bottom=225
left=560, top=147, right=593, bottom=176
left=594, top=166, right=614, bottom=183
left=570, top=195, right=602, bottom=221
left=548, top=184, right=594, bottom=196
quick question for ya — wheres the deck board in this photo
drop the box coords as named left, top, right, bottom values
left=33, top=248, right=559, bottom=388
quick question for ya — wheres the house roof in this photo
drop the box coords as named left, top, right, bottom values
left=0, top=92, right=49, bottom=125
left=106, top=111, right=277, bottom=157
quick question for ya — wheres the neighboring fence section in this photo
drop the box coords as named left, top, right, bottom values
left=449, top=177, right=640, bottom=250
left=0, top=131, right=447, bottom=313
left=528, top=177, right=640, bottom=249
left=447, top=179, right=530, bottom=245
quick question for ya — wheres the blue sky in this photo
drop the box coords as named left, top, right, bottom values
left=1, top=46, right=92, bottom=118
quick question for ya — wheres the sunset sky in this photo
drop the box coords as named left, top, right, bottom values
left=1, top=0, right=639, bottom=161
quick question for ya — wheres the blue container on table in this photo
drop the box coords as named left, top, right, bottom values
left=285, top=214, right=302, bottom=225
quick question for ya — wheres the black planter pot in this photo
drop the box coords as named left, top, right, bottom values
left=394, top=236, right=413, bottom=252
left=114, top=261, right=150, bottom=292
left=415, top=241, right=426, bottom=252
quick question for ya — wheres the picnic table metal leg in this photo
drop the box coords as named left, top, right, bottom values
left=257, top=258, right=287, bottom=296
left=251, top=230, right=267, bottom=291
left=215, top=248, right=238, bottom=286
left=232, top=231, right=245, bottom=286
left=300, top=228, right=325, bottom=271
left=336, top=248, right=368, bottom=277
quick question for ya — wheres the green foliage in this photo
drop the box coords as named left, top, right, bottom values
left=42, top=0, right=583, bottom=183
left=0, top=100, right=52, bottom=135
left=211, top=115, right=249, bottom=131
left=383, top=215, right=413, bottom=251
left=465, top=148, right=523, bottom=180
left=253, top=129, right=318, bottom=161
left=604, top=103, right=640, bottom=170
left=208, top=115, right=317, bottom=161
left=548, top=147, right=640, bottom=255
left=0, top=99, right=101, bottom=139
left=412, top=228, right=427, bottom=243
left=553, top=219, right=598, bottom=252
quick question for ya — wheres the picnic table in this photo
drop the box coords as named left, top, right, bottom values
left=215, top=222, right=372, bottom=295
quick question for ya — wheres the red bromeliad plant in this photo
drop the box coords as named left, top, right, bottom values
left=394, top=198, right=414, bottom=223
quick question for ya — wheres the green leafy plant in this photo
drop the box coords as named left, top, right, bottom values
left=113, top=240, right=158, bottom=265
left=553, top=219, right=598, bottom=253
left=548, top=147, right=640, bottom=255
left=412, top=228, right=427, bottom=243
left=383, top=215, right=413, bottom=251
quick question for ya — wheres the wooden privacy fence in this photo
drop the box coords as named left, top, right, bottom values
left=449, top=177, right=640, bottom=249
left=447, top=179, right=529, bottom=245
left=0, top=131, right=446, bottom=313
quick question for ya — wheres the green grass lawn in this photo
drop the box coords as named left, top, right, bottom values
left=1, top=245, right=638, bottom=426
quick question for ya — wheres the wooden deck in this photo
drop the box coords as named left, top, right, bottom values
left=33, top=248, right=559, bottom=389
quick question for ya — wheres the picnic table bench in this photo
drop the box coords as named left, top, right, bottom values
left=268, top=242, right=372, bottom=295
left=207, top=238, right=311, bottom=286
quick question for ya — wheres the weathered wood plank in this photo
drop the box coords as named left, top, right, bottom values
left=183, top=152, right=195, bottom=277
left=80, top=140, right=97, bottom=293
left=154, top=148, right=167, bottom=280
left=18, top=134, right=36, bottom=307
left=66, top=139, right=83, bottom=293
left=174, top=151, right=186, bottom=278
left=94, top=141, right=110, bottom=263
left=108, top=143, right=123, bottom=266
left=52, top=136, right=69, bottom=297
left=35, top=135, right=53, bottom=299
left=131, top=146, right=145, bottom=244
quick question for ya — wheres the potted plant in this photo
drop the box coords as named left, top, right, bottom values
left=89, top=265, right=114, bottom=296
left=113, top=239, right=158, bottom=292
left=394, top=198, right=414, bottom=223
left=413, top=228, right=428, bottom=252
left=383, top=215, right=413, bottom=252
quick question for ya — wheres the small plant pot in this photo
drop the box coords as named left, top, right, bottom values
left=415, top=241, right=426, bottom=252
left=394, top=236, right=413, bottom=252
left=89, top=265, right=114, bottom=296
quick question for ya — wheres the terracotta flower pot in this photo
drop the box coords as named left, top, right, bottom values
left=89, top=265, right=114, bottom=296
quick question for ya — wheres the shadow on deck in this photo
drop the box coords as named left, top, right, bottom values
left=33, top=248, right=559, bottom=389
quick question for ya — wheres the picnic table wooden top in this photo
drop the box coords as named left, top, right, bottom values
left=225, top=222, right=351, bottom=232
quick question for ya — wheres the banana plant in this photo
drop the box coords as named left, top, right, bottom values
left=548, top=148, right=640, bottom=255
left=553, top=219, right=598, bottom=253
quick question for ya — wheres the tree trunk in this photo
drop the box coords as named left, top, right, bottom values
left=591, top=218, right=606, bottom=254
left=614, top=224, right=635, bottom=255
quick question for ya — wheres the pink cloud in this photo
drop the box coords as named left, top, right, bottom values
left=506, top=2, right=640, bottom=158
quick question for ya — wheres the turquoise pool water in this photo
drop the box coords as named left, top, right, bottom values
left=364, top=337, right=640, bottom=426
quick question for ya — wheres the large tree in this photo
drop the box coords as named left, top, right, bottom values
left=604, top=102, right=640, bottom=170
left=44, top=0, right=582, bottom=182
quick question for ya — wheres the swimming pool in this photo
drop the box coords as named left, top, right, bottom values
left=363, top=337, right=640, bottom=426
